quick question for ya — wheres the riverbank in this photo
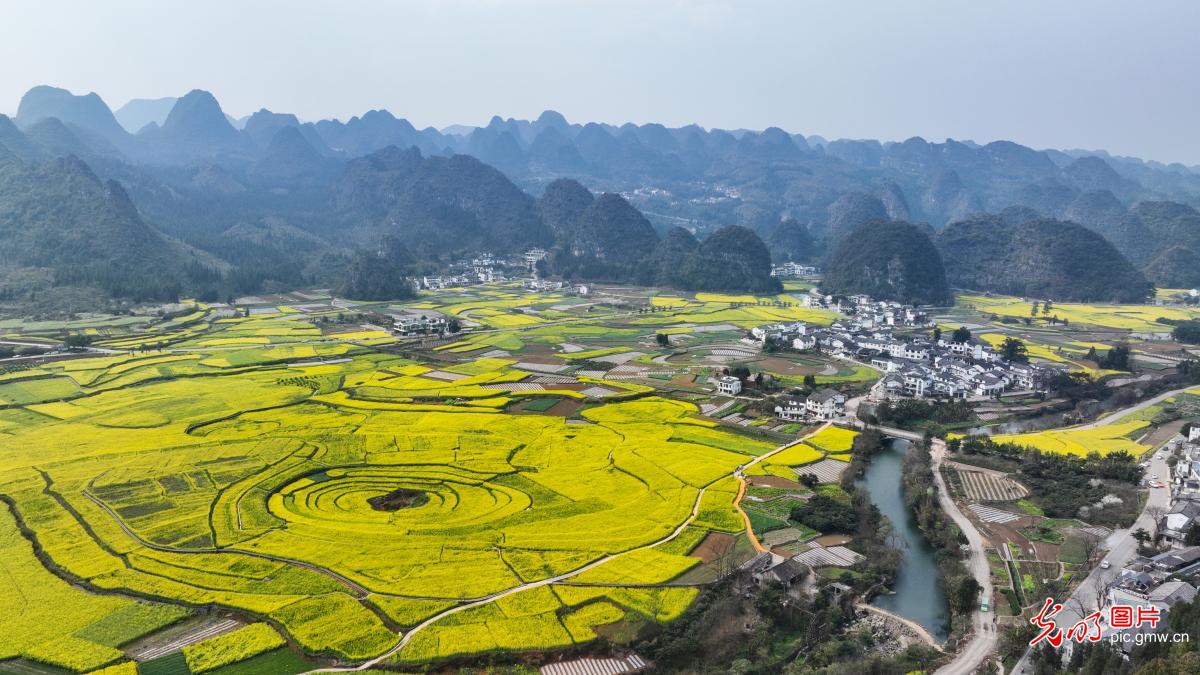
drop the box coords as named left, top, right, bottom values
left=858, top=437, right=952, bottom=642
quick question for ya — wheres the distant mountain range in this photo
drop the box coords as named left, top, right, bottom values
left=2, top=84, right=1199, bottom=306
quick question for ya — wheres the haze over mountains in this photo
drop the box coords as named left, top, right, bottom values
left=3, top=84, right=1200, bottom=307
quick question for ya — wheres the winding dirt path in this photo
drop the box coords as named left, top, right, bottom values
left=734, top=422, right=831, bottom=553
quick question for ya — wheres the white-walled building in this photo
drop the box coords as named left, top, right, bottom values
left=715, top=376, right=743, bottom=396
left=806, top=389, right=846, bottom=419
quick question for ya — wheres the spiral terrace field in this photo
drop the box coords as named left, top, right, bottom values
left=0, top=306, right=825, bottom=669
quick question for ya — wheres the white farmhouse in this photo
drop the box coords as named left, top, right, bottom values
left=715, top=375, right=743, bottom=396
left=793, top=334, right=817, bottom=350
left=774, top=398, right=807, bottom=421
left=806, top=388, right=846, bottom=419
left=1162, top=500, right=1200, bottom=548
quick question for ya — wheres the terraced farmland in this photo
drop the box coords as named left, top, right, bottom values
left=0, top=303, right=785, bottom=670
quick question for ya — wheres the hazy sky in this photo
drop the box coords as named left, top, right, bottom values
left=3, top=0, right=1198, bottom=164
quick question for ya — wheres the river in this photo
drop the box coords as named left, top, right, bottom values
left=858, top=437, right=951, bottom=642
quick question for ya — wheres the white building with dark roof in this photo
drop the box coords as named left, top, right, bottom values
left=1162, top=500, right=1200, bottom=548
left=715, top=375, right=743, bottom=396
left=806, top=388, right=846, bottom=419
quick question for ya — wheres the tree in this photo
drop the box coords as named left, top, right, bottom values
left=790, top=495, right=857, bottom=533
left=1001, top=337, right=1028, bottom=362
left=63, top=333, right=93, bottom=349
left=336, top=250, right=416, bottom=301
left=952, top=326, right=972, bottom=343
left=1133, top=527, right=1152, bottom=552
left=1043, top=300, right=1053, bottom=314
left=951, top=576, right=983, bottom=615
left=1174, top=320, right=1200, bottom=344
left=1085, top=346, right=1099, bottom=363
left=1031, top=301, right=1040, bottom=316
left=1100, top=344, right=1133, bottom=371
left=932, top=326, right=942, bottom=342
left=803, top=374, right=816, bottom=388
left=1077, top=530, right=1102, bottom=564
left=1147, top=505, right=1167, bottom=540
left=655, top=332, right=670, bottom=347
left=446, top=318, right=461, bottom=334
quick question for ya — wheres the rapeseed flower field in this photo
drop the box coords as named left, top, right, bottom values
left=0, top=309, right=783, bottom=668
left=985, top=421, right=1150, bottom=457
left=959, top=294, right=1200, bottom=332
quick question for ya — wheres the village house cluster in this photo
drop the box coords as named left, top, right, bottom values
left=769, top=262, right=818, bottom=279
left=774, top=388, right=847, bottom=421
left=749, top=296, right=1057, bottom=402
left=1085, top=545, right=1200, bottom=655
left=1162, top=426, right=1200, bottom=546
left=417, top=249, right=550, bottom=290
left=391, top=311, right=448, bottom=336
left=1068, top=426, right=1200, bottom=656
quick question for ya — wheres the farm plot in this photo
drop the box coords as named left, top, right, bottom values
left=0, top=507, right=185, bottom=672
left=954, top=467, right=1028, bottom=502
left=744, top=427, right=858, bottom=481
left=0, top=311, right=772, bottom=668
left=984, top=420, right=1150, bottom=457
left=959, top=294, right=1200, bottom=332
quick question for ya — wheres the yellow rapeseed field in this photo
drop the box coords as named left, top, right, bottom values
left=0, top=311, right=773, bottom=667
left=985, top=420, right=1149, bottom=457
left=960, top=294, right=1200, bottom=332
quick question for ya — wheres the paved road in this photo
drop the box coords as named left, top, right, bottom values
left=1010, top=438, right=1175, bottom=673
left=845, top=419, right=999, bottom=674
left=1074, top=385, right=1198, bottom=430
left=930, top=437, right=999, bottom=675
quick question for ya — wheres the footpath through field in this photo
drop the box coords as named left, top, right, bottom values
left=303, top=423, right=837, bottom=673
left=734, top=422, right=831, bottom=552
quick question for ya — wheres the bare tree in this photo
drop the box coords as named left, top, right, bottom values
left=1092, top=580, right=1109, bottom=612
left=1146, top=505, right=1167, bottom=541
left=645, top=588, right=667, bottom=621
left=714, top=535, right=737, bottom=580
left=1077, top=531, right=1102, bottom=564
left=1067, top=593, right=1091, bottom=619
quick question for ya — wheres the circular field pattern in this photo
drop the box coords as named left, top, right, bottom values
left=270, top=466, right=532, bottom=533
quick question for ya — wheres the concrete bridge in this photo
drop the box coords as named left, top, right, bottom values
left=841, top=419, right=928, bottom=443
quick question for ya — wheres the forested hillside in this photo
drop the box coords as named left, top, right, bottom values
left=0, top=150, right=197, bottom=301
left=3, top=83, right=1200, bottom=306
left=823, top=220, right=952, bottom=305
left=936, top=214, right=1153, bottom=302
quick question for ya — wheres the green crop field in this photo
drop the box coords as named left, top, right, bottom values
left=0, top=293, right=799, bottom=670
